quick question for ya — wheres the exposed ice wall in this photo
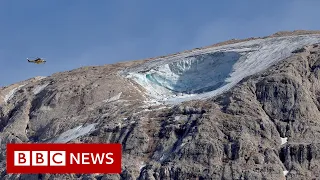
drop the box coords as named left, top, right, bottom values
left=122, top=35, right=320, bottom=104
left=145, top=52, right=240, bottom=94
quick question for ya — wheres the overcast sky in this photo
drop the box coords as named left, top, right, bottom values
left=1, top=0, right=320, bottom=86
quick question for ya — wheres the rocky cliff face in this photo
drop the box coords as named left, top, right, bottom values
left=2, top=31, right=320, bottom=180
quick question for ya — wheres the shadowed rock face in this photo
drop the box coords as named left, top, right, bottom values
left=2, top=31, right=320, bottom=179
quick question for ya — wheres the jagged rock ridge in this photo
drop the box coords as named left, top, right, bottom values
left=1, top=30, right=320, bottom=179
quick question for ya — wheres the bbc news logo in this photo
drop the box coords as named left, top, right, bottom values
left=7, top=143, right=121, bottom=174
left=14, top=151, right=67, bottom=166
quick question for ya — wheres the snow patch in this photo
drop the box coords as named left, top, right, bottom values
left=34, top=76, right=47, bottom=81
left=104, top=92, right=122, bottom=103
left=139, top=162, right=146, bottom=171
left=283, top=170, right=289, bottom=176
left=122, top=35, right=320, bottom=104
left=117, top=122, right=122, bottom=129
left=33, top=83, right=49, bottom=95
left=155, top=106, right=168, bottom=111
left=159, top=154, right=166, bottom=161
left=53, top=123, right=98, bottom=143
left=39, top=106, right=52, bottom=111
left=4, top=85, right=25, bottom=103
left=143, top=99, right=164, bottom=107
left=281, top=137, right=288, bottom=145
left=174, top=116, right=181, bottom=121
left=132, top=109, right=151, bottom=116
left=180, top=142, right=186, bottom=147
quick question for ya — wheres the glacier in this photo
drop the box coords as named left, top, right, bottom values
left=122, top=34, right=320, bottom=104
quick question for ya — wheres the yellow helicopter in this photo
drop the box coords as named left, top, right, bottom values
left=27, top=57, right=46, bottom=64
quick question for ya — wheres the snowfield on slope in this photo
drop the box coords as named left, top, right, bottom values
left=52, top=123, right=98, bottom=143
left=33, top=83, right=49, bottom=95
left=122, top=34, right=320, bottom=104
left=3, top=85, right=25, bottom=103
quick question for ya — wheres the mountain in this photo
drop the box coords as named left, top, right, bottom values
left=2, top=30, right=320, bottom=179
